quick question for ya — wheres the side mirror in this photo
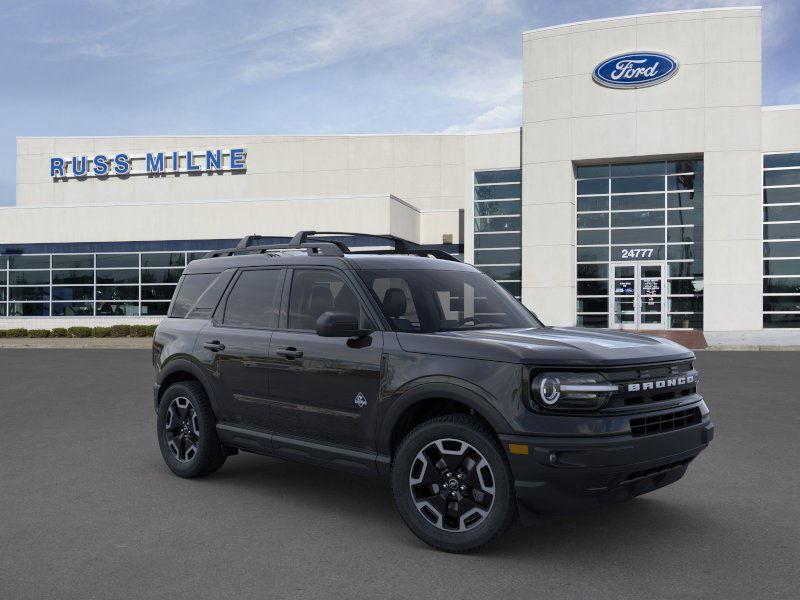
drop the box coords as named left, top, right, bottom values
left=315, top=311, right=371, bottom=338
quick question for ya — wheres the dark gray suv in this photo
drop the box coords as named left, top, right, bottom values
left=152, top=231, right=713, bottom=552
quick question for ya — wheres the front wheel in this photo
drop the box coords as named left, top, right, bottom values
left=391, top=414, right=516, bottom=553
left=156, top=381, right=226, bottom=478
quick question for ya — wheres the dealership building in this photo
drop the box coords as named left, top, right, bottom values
left=4, top=6, right=800, bottom=339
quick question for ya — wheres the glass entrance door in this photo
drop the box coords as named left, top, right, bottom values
left=610, top=262, right=666, bottom=330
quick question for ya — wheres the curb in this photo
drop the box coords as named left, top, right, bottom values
left=0, top=338, right=152, bottom=349
left=703, top=345, right=800, bottom=351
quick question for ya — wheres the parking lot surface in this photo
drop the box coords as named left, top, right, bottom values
left=1, top=350, right=798, bottom=599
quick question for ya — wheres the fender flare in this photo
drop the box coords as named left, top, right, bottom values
left=157, top=357, right=221, bottom=418
left=377, top=379, right=513, bottom=456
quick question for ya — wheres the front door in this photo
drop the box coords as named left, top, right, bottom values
left=267, top=268, right=384, bottom=452
left=610, top=262, right=666, bottom=330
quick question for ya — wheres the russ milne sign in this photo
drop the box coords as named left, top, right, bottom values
left=593, top=52, right=678, bottom=89
left=50, top=148, right=246, bottom=179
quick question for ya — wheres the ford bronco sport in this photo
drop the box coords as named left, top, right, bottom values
left=152, top=231, right=713, bottom=552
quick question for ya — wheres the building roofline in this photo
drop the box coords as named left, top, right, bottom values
left=522, top=5, right=762, bottom=36
left=16, top=128, right=520, bottom=141
left=763, top=104, right=800, bottom=112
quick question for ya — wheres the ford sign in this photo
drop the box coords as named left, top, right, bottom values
left=593, top=52, right=678, bottom=89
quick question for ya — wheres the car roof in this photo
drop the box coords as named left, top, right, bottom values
left=183, top=251, right=477, bottom=275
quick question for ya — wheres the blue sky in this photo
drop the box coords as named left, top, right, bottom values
left=1, top=0, right=798, bottom=206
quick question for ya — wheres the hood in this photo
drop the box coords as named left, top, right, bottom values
left=395, top=326, right=694, bottom=367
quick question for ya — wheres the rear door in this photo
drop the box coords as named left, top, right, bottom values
left=197, top=267, right=285, bottom=428
left=267, top=267, right=384, bottom=451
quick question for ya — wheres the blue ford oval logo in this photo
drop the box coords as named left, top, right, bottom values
left=593, top=52, right=679, bottom=89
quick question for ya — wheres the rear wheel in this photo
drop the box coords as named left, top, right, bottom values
left=391, top=414, right=516, bottom=553
left=156, top=381, right=226, bottom=478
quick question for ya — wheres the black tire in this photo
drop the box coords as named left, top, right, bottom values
left=391, top=414, right=516, bottom=553
left=156, top=381, right=226, bottom=478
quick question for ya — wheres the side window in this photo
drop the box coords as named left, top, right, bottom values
left=367, top=277, right=420, bottom=332
left=171, top=273, right=218, bottom=318
left=222, top=269, right=283, bottom=329
left=287, top=270, right=370, bottom=331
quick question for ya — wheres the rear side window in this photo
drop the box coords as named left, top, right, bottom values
left=171, top=273, right=217, bottom=318
left=223, top=269, right=283, bottom=329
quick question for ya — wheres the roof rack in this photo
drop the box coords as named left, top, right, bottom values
left=203, top=231, right=459, bottom=261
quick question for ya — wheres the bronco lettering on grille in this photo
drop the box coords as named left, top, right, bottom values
left=627, top=374, right=695, bottom=393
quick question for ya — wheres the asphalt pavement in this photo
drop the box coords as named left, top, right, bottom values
left=0, top=349, right=798, bottom=599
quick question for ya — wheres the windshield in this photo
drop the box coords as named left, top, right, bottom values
left=358, top=269, right=542, bottom=333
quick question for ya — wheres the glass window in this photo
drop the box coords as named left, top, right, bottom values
left=667, top=174, right=700, bottom=191
left=473, top=249, right=521, bottom=265
left=287, top=270, right=369, bottom=331
left=611, top=210, right=665, bottom=228
left=171, top=273, right=218, bottom=318
left=476, top=265, right=521, bottom=281
left=611, top=194, right=664, bottom=211
left=141, top=285, right=177, bottom=301
left=187, top=252, right=207, bottom=263
left=577, top=315, right=608, bottom=327
left=96, top=254, right=138, bottom=268
left=764, top=223, right=800, bottom=240
left=668, top=191, right=702, bottom=209
left=141, top=302, right=170, bottom=316
left=474, top=170, right=520, bottom=184
left=359, top=269, right=538, bottom=333
left=611, top=176, right=663, bottom=194
left=667, top=209, right=699, bottom=226
left=96, top=302, right=138, bottom=316
left=577, top=264, right=608, bottom=279
left=52, top=254, right=93, bottom=269
left=52, top=286, right=94, bottom=301
left=667, top=227, right=695, bottom=243
left=141, top=253, right=185, bottom=268
left=497, top=281, right=521, bottom=296
left=577, top=230, right=608, bottom=245
left=577, top=197, right=608, bottom=212
left=52, top=302, right=94, bottom=316
left=474, top=200, right=521, bottom=216
left=474, top=216, right=520, bottom=232
left=668, top=262, right=695, bottom=277
left=669, top=314, right=703, bottom=329
left=8, top=302, right=49, bottom=316
left=141, top=268, right=183, bottom=284
left=577, top=213, right=608, bottom=229
left=9, top=287, right=49, bottom=301
left=9, top=255, right=49, bottom=269
left=9, top=271, right=50, bottom=285
left=474, top=184, right=521, bottom=200
left=764, top=277, right=800, bottom=294
left=474, top=232, right=520, bottom=249
left=764, top=314, right=800, bottom=327
left=96, top=286, right=138, bottom=301
left=577, top=298, right=608, bottom=312
left=667, top=160, right=702, bottom=174
left=667, top=245, right=695, bottom=261
left=611, top=228, right=664, bottom=244
left=576, top=165, right=608, bottom=178
left=763, top=296, right=800, bottom=312
left=96, top=269, right=138, bottom=284
left=611, top=162, right=664, bottom=177
left=669, top=296, right=703, bottom=312
left=576, top=179, right=608, bottom=195
left=224, top=269, right=283, bottom=329
left=668, top=279, right=703, bottom=295
left=763, top=188, right=800, bottom=204
left=0, top=255, right=6, bottom=269
left=764, top=259, right=800, bottom=276
left=764, top=205, right=800, bottom=223
left=577, top=246, right=608, bottom=262
left=764, top=153, right=800, bottom=168
left=52, top=270, right=93, bottom=284
left=764, top=170, right=800, bottom=187
left=577, top=281, right=608, bottom=295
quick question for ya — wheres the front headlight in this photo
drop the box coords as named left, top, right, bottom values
left=531, top=372, right=618, bottom=411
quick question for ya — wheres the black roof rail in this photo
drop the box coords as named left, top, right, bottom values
left=202, top=230, right=459, bottom=261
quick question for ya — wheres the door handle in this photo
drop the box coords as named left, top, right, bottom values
left=203, top=340, right=226, bottom=352
left=276, top=347, right=303, bottom=360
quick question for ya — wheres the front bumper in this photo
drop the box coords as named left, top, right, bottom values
left=500, top=412, right=713, bottom=518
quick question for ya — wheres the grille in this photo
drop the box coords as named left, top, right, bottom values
left=622, top=458, right=693, bottom=484
left=603, top=361, right=699, bottom=409
left=629, top=407, right=702, bottom=437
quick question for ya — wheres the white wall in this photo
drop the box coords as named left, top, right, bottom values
left=521, top=7, right=764, bottom=330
